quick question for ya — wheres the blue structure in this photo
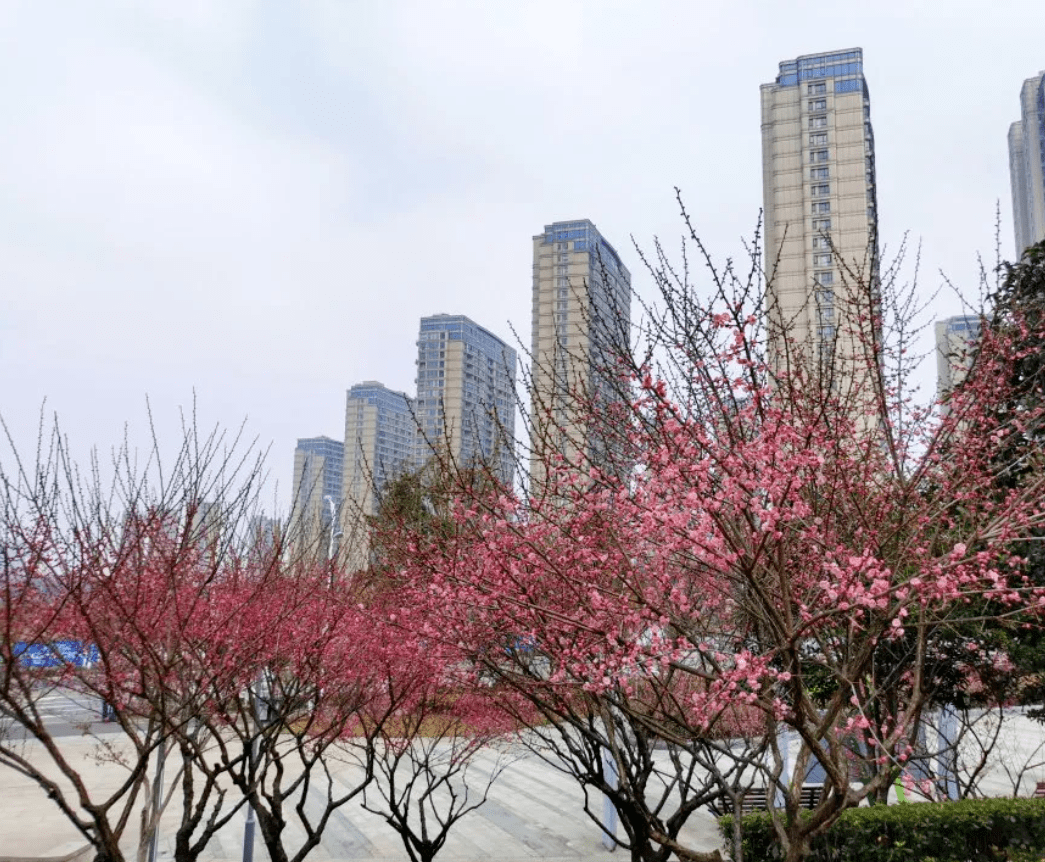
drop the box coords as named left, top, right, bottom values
left=14, top=640, right=98, bottom=668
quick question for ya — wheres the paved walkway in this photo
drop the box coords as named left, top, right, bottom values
left=6, top=708, right=1043, bottom=861
left=0, top=731, right=725, bottom=861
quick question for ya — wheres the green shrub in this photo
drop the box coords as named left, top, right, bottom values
left=718, top=797, right=1045, bottom=861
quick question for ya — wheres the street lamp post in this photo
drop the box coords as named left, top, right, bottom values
left=242, top=671, right=270, bottom=862
left=323, top=495, right=343, bottom=578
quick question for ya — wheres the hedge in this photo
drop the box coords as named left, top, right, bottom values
left=718, top=797, right=1045, bottom=861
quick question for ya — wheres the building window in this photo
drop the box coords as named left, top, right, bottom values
left=819, top=325, right=836, bottom=341
left=813, top=253, right=832, bottom=266
left=816, top=288, right=835, bottom=305
left=810, top=167, right=829, bottom=180
left=811, top=149, right=829, bottom=163
left=815, top=271, right=834, bottom=286
left=809, top=116, right=828, bottom=129
left=812, top=218, right=832, bottom=231
left=811, top=183, right=830, bottom=196
left=811, top=201, right=831, bottom=214
left=808, top=99, right=827, bottom=111
left=810, top=133, right=827, bottom=146
left=812, top=236, right=830, bottom=249
left=808, top=82, right=827, bottom=95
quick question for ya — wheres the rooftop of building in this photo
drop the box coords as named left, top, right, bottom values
left=769, top=47, right=865, bottom=88
left=296, top=436, right=344, bottom=452
left=347, top=380, right=413, bottom=404
left=418, top=313, right=518, bottom=360
left=534, top=219, right=629, bottom=277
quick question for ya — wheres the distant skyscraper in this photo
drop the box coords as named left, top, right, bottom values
left=288, top=436, right=344, bottom=560
left=935, top=315, right=982, bottom=401
left=248, top=514, right=282, bottom=561
left=341, top=381, right=415, bottom=570
left=530, top=219, right=631, bottom=486
left=760, top=49, right=879, bottom=374
left=415, top=314, right=517, bottom=485
left=1008, top=71, right=1045, bottom=257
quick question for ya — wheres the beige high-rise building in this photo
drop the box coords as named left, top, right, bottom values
left=288, top=436, right=344, bottom=563
left=935, top=315, right=983, bottom=402
left=341, top=381, right=414, bottom=571
left=530, top=220, right=631, bottom=488
left=414, top=314, right=517, bottom=485
left=1008, top=71, right=1045, bottom=258
left=761, top=49, right=879, bottom=377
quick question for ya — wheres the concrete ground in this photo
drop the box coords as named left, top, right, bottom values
left=5, top=706, right=1044, bottom=861
left=0, top=730, right=725, bottom=862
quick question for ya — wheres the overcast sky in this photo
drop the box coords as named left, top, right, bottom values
left=1, top=1, right=1040, bottom=511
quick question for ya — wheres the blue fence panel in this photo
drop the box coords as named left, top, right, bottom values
left=13, top=640, right=97, bottom=668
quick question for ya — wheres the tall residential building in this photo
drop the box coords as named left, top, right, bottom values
left=530, top=219, right=631, bottom=486
left=341, top=381, right=415, bottom=570
left=415, top=314, right=517, bottom=486
left=248, top=514, right=282, bottom=562
left=935, top=315, right=983, bottom=401
left=1008, top=71, right=1045, bottom=257
left=288, top=436, right=344, bottom=560
left=760, top=49, right=879, bottom=374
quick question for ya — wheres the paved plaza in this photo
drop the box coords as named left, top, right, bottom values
left=4, top=706, right=1045, bottom=861
left=0, top=728, right=724, bottom=862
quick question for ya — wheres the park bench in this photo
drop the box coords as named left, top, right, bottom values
left=1032, top=781, right=1045, bottom=798
left=710, top=784, right=824, bottom=816
left=799, top=783, right=825, bottom=809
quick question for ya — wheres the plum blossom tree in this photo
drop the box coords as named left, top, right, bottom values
left=356, top=610, right=515, bottom=862
left=0, top=415, right=272, bottom=862
left=383, top=199, right=1045, bottom=862
left=0, top=413, right=386, bottom=862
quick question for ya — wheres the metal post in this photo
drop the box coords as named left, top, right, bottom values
left=323, top=496, right=343, bottom=562
left=242, top=740, right=257, bottom=862
left=938, top=704, right=959, bottom=800
left=147, top=739, right=166, bottom=862
left=775, top=725, right=793, bottom=809
left=601, top=747, right=619, bottom=851
left=242, top=671, right=269, bottom=862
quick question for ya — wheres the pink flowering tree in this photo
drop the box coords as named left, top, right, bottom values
left=0, top=416, right=388, bottom=862
left=0, top=418, right=273, bottom=862
left=354, top=602, right=517, bottom=862
left=384, top=200, right=1045, bottom=862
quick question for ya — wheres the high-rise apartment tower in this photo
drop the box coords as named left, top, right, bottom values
left=288, top=436, right=344, bottom=560
left=934, top=315, right=983, bottom=402
left=1008, top=71, right=1045, bottom=257
left=761, top=49, right=879, bottom=372
left=415, top=314, right=517, bottom=486
left=530, top=219, right=631, bottom=486
left=341, top=381, right=415, bottom=570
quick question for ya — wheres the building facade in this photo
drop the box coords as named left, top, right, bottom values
left=415, top=314, right=517, bottom=486
left=530, top=219, right=631, bottom=486
left=341, top=381, right=415, bottom=570
left=1008, top=71, right=1045, bottom=257
left=935, top=315, right=983, bottom=401
left=760, top=49, right=879, bottom=375
left=288, top=436, right=344, bottom=561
